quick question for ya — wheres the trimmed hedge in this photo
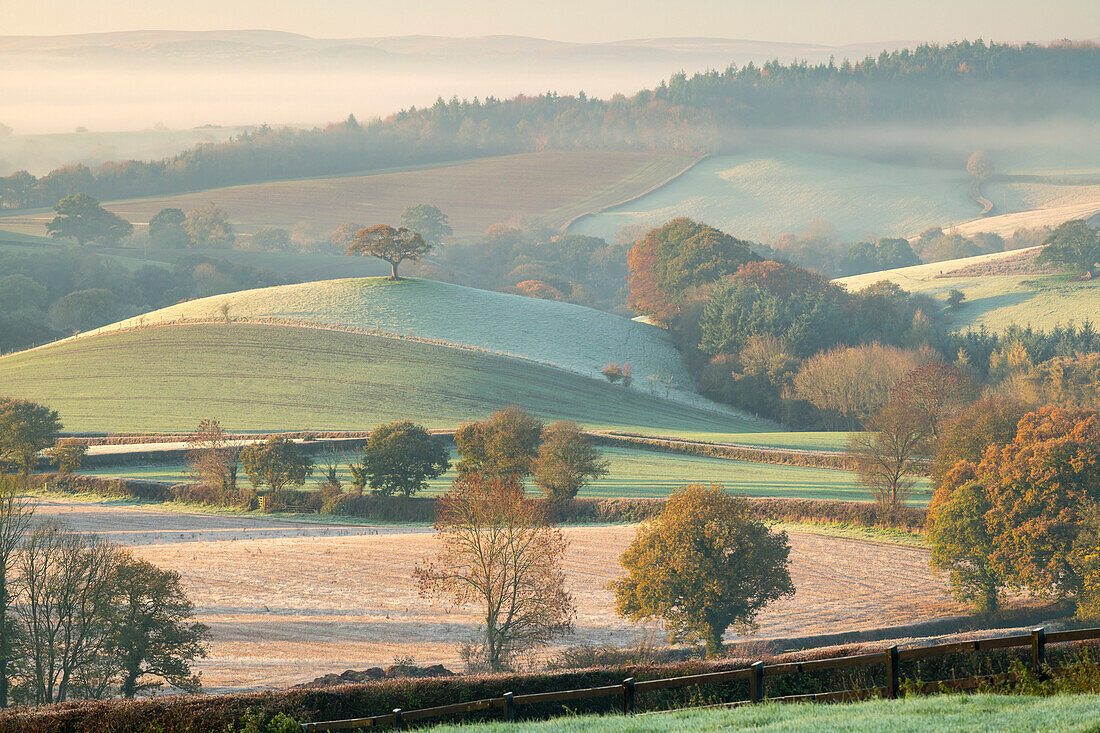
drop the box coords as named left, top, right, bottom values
left=2, top=636, right=1093, bottom=732
left=591, top=432, right=932, bottom=477
left=36, top=474, right=927, bottom=531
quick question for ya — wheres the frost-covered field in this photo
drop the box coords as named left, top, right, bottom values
left=573, top=149, right=1100, bottom=244
left=34, top=498, right=962, bottom=692
left=81, top=277, right=746, bottom=417
left=837, top=248, right=1100, bottom=332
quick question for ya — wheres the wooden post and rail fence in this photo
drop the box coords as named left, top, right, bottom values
left=300, top=625, right=1100, bottom=731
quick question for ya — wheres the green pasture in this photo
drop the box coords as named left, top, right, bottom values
left=837, top=250, right=1100, bottom=332
left=428, top=693, right=1100, bottom=732
left=572, top=147, right=1100, bottom=244
left=80, top=445, right=929, bottom=504
left=0, top=324, right=762, bottom=435
left=82, top=276, right=738, bottom=413
left=572, top=149, right=978, bottom=243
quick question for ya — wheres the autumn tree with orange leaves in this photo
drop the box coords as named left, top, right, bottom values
left=415, top=475, right=574, bottom=671
left=929, top=405, right=1100, bottom=616
left=627, top=218, right=758, bottom=326
left=611, top=484, right=792, bottom=657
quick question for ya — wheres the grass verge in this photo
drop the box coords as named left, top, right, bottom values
left=427, top=693, right=1100, bottom=732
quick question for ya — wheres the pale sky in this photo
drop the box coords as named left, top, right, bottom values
left=5, top=0, right=1099, bottom=45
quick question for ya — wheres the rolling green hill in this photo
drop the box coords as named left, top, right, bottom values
left=0, top=324, right=763, bottom=434
left=836, top=248, right=1100, bottom=331
left=572, top=149, right=1100, bottom=244
left=83, top=276, right=740, bottom=415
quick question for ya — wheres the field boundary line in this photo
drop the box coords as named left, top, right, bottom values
left=300, top=625, right=1100, bottom=730
left=560, top=154, right=708, bottom=232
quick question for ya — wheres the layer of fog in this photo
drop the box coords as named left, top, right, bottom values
left=0, top=31, right=911, bottom=140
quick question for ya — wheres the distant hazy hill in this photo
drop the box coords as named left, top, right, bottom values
left=0, top=30, right=913, bottom=136
left=0, top=30, right=908, bottom=65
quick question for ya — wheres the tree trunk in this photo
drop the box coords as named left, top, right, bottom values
left=389, top=260, right=400, bottom=280
left=0, top=569, right=7, bottom=708
left=122, top=665, right=139, bottom=699
left=704, top=625, right=724, bottom=658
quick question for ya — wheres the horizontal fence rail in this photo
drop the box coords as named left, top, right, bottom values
left=300, top=625, right=1100, bottom=731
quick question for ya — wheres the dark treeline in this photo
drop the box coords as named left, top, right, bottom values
left=0, top=249, right=286, bottom=353
left=2, top=40, right=1097, bottom=210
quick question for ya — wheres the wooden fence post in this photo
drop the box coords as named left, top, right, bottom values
left=1032, top=627, right=1046, bottom=674
left=504, top=692, right=515, bottom=722
left=622, top=677, right=636, bottom=715
left=750, top=661, right=764, bottom=703
left=886, top=646, right=899, bottom=699
left=393, top=708, right=403, bottom=731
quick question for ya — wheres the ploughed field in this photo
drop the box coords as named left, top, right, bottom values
left=0, top=324, right=762, bottom=434
left=0, top=151, right=697, bottom=238
left=82, top=445, right=932, bottom=504
left=34, top=498, right=964, bottom=692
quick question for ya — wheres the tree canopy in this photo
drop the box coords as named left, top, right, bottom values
left=347, top=224, right=434, bottom=279
left=628, top=218, right=759, bottom=324
left=360, top=420, right=450, bottom=497
left=1037, top=220, right=1100, bottom=277
left=611, top=484, right=793, bottom=656
left=531, top=421, right=609, bottom=516
left=0, top=398, right=62, bottom=475
left=240, top=436, right=313, bottom=494
left=399, top=204, right=452, bottom=248
left=45, top=194, right=132, bottom=245
left=454, top=407, right=543, bottom=480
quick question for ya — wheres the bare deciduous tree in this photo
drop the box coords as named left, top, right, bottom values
left=848, top=402, right=929, bottom=514
left=0, top=481, right=32, bottom=707
left=186, top=419, right=240, bottom=499
left=19, top=524, right=122, bottom=703
left=415, top=476, right=574, bottom=671
left=792, top=343, right=922, bottom=429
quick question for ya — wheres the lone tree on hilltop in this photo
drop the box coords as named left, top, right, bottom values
left=0, top=397, right=62, bottom=476
left=347, top=224, right=434, bottom=279
left=359, top=420, right=450, bottom=497
left=415, top=475, right=574, bottom=671
left=46, top=193, right=132, bottom=246
left=611, top=484, right=793, bottom=657
left=1037, top=219, right=1100, bottom=278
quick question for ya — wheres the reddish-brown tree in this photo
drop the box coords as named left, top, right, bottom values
left=890, top=361, right=976, bottom=443
left=347, top=224, right=433, bottom=279
left=415, top=476, right=574, bottom=671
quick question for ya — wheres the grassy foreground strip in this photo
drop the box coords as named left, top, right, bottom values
left=429, top=694, right=1100, bottom=732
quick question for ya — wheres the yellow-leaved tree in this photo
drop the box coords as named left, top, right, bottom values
left=611, top=484, right=793, bottom=657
